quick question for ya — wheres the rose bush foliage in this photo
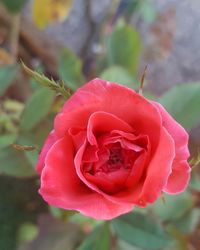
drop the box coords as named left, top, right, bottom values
left=36, top=79, right=190, bottom=220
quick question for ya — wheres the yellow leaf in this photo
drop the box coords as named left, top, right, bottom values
left=32, top=0, right=72, bottom=29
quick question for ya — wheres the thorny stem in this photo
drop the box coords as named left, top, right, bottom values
left=21, top=61, right=71, bottom=98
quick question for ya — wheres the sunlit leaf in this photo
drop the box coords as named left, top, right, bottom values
left=3, top=99, right=24, bottom=113
left=0, top=65, right=18, bottom=96
left=107, top=20, right=142, bottom=75
left=0, top=134, right=17, bottom=149
left=100, top=66, right=139, bottom=89
left=58, top=48, right=85, bottom=91
left=112, top=212, right=170, bottom=250
left=139, top=0, right=156, bottom=23
left=33, top=0, right=72, bottom=28
left=20, top=88, right=54, bottom=131
left=0, top=148, right=36, bottom=177
left=158, top=83, right=200, bottom=130
left=17, top=223, right=38, bottom=243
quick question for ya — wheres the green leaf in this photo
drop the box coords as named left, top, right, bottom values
left=0, top=0, right=28, bottom=13
left=77, top=224, right=110, bottom=250
left=49, top=206, right=63, bottom=218
left=118, top=240, right=143, bottom=250
left=112, top=212, right=170, bottom=250
left=107, top=20, right=142, bottom=75
left=0, top=148, right=36, bottom=177
left=173, top=208, right=200, bottom=234
left=0, top=134, right=17, bottom=149
left=17, top=222, right=38, bottom=243
left=100, top=66, right=139, bottom=89
left=166, top=225, right=188, bottom=250
left=150, top=192, right=194, bottom=222
left=30, top=65, right=44, bottom=91
left=0, top=65, right=18, bottom=96
left=190, top=171, right=200, bottom=191
left=20, top=88, right=54, bottom=131
left=158, top=83, right=200, bottom=130
left=16, top=135, right=39, bottom=167
left=139, top=1, right=156, bottom=23
left=58, top=48, right=85, bottom=91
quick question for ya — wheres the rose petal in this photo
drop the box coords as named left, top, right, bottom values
left=54, top=79, right=162, bottom=154
left=99, top=127, right=175, bottom=206
left=68, top=127, right=86, bottom=150
left=125, top=151, right=148, bottom=188
left=87, top=111, right=133, bottom=145
left=138, top=127, right=175, bottom=204
left=164, top=160, right=190, bottom=194
left=101, top=131, right=148, bottom=152
left=36, top=130, right=57, bottom=173
left=39, top=134, right=133, bottom=220
left=152, top=102, right=191, bottom=194
left=85, top=168, right=130, bottom=194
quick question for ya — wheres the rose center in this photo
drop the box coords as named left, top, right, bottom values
left=82, top=135, right=148, bottom=195
left=107, top=146, right=124, bottom=169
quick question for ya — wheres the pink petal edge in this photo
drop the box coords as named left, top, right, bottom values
left=36, top=130, right=57, bottom=173
left=39, top=134, right=133, bottom=220
left=152, top=102, right=191, bottom=194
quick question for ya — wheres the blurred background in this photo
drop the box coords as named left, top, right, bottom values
left=1, top=0, right=200, bottom=249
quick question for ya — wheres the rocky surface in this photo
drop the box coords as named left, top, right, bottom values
left=45, top=0, right=111, bottom=54
left=144, top=0, right=200, bottom=94
left=24, top=0, right=200, bottom=94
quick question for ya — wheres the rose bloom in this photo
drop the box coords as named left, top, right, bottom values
left=36, top=79, right=190, bottom=220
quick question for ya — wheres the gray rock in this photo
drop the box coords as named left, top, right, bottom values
left=141, top=0, right=200, bottom=94
left=23, top=0, right=200, bottom=93
left=45, top=0, right=110, bottom=54
left=45, top=0, right=90, bottom=54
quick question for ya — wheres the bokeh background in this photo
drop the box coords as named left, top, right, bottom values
left=1, top=0, right=200, bottom=250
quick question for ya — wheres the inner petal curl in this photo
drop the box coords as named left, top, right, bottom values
left=81, top=132, right=149, bottom=194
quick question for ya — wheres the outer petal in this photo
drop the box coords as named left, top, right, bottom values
left=164, top=160, right=190, bottom=194
left=39, top=134, right=133, bottom=220
left=36, top=130, right=57, bottom=173
left=138, top=127, right=175, bottom=205
left=54, top=79, right=162, bottom=154
left=152, top=102, right=191, bottom=194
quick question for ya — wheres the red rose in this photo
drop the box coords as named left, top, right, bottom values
left=36, top=79, right=190, bottom=220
